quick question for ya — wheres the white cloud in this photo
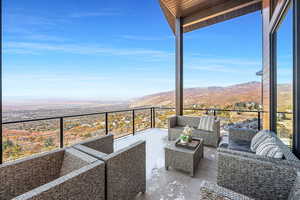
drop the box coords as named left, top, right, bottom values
left=120, top=35, right=172, bottom=41
left=22, top=34, right=66, bottom=42
left=187, top=57, right=261, bottom=67
left=3, top=41, right=173, bottom=60
left=69, top=11, right=120, bottom=18
left=4, top=73, right=110, bottom=82
left=188, top=65, right=235, bottom=72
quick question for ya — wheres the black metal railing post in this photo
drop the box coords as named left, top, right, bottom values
left=105, top=112, right=108, bottom=135
left=258, top=111, right=261, bottom=130
left=150, top=108, right=153, bottom=128
left=132, top=110, right=135, bottom=135
left=60, top=117, right=64, bottom=148
left=153, top=107, right=156, bottom=128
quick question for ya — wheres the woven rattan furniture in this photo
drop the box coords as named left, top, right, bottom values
left=201, top=172, right=300, bottom=200
left=0, top=148, right=105, bottom=200
left=165, top=138, right=203, bottom=176
left=199, top=181, right=254, bottom=200
left=168, top=115, right=220, bottom=147
left=74, top=135, right=146, bottom=200
left=218, top=128, right=300, bottom=200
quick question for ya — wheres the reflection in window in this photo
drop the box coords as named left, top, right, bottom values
left=276, top=7, right=293, bottom=147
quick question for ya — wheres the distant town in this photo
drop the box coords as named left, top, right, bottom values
left=2, top=81, right=292, bottom=162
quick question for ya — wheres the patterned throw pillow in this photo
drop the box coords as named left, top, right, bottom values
left=250, top=130, right=272, bottom=152
left=256, top=137, right=284, bottom=159
left=198, top=116, right=215, bottom=132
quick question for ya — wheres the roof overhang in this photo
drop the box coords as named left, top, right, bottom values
left=159, top=0, right=262, bottom=33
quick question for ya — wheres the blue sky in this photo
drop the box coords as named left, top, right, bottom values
left=277, top=7, right=293, bottom=85
left=2, top=0, right=292, bottom=101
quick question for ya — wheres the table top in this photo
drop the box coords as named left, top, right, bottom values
left=165, top=138, right=203, bottom=154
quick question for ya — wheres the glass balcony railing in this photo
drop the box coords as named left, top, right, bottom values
left=3, top=119, right=60, bottom=162
left=2, top=106, right=291, bottom=164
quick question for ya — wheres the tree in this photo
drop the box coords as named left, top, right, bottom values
left=44, top=137, right=54, bottom=147
left=3, top=139, right=14, bottom=150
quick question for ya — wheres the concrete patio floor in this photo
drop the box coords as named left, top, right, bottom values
left=114, top=128, right=218, bottom=200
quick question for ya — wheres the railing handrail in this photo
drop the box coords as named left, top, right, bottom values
left=2, top=107, right=153, bottom=125
left=154, top=107, right=263, bottom=113
left=2, top=106, right=293, bottom=125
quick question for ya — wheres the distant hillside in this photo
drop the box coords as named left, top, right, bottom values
left=277, top=83, right=292, bottom=111
left=131, top=82, right=292, bottom=108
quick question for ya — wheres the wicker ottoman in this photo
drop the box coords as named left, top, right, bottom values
left=165, top=138, right=203, bottom=176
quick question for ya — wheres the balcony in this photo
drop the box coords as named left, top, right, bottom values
left=1, top=0, right=300, bottom=199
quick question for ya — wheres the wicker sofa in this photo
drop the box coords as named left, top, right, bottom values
left=0, top=148, right=105, bottom=200
left=74, top=134, right=146, bottom=200
left=199, top=181, right=254, bottom=200
left=200, top=178, right=300, bottom=200
left=217, top=128, right=300, bottom=200
left=168, top=115, right=220, bottom=147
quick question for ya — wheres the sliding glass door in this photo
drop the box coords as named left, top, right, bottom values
left=275, top=4, right=293, bottom=147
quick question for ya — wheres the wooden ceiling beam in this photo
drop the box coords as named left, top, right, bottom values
left=182, top=0, right=262, bottom=28
left=160, top=0, right=176, bottom=34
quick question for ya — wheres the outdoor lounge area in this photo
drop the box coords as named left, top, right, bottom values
left=1, top=0, right=300, bottom=199
left=2, top=127, right=299, bottom=199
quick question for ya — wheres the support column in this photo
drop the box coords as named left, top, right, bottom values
left=293, top=0, right=300, bottom=156
left=175, top=17, right=183, bottom=116
left=0, top=0, right=3, bottom=164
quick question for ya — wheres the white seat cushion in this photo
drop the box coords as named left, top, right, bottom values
left=198, top=116, right=215, bottom=132
left=250, top=130, right=272, bottom=152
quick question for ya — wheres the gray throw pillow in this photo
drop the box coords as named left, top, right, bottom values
left=198, top=116, right=215, bottom=131
left=256, top=137, right=284, bottom=159
left=250, top=130, right=272, bottom=152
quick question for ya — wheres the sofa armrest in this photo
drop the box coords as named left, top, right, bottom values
left=218, top=147, right=286, bottom=164
left=229, top=128, right=256, bottom=142
left=217, top=150, right=297, bottom=200
left=200, top=181, right=254, bottom=200
left=214, top=119, right=220, bottom=137
left=218, top=147, right=300, bottom=169
left=168, top=115, right=177, bottom=129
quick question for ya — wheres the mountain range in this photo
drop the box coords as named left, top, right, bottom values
left=131, top=81, right=292, bottom=109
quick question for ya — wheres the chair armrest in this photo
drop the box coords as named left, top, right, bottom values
left=217, top=150, right=297, bottom=200
left=105, top=140, right=146, bottom=200
left=14, top=161, right=106, bottom=200
left=168, top=115, right=177, bottom=128
left=75, top=134, right=114, bottom=154
left=229, top=128, right=256, bottom=142
left=200, top=181, right=254, bottom=200
left=73, top=144, right=109, bottom=161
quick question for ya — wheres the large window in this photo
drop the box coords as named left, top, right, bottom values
left=275, top=5, right=293, bottom=146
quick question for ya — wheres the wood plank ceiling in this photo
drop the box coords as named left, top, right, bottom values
left=159, top=0, right=262, bottom=33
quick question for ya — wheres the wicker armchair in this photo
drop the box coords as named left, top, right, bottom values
left=0, top=148, right=105, bottom=200
left=74, top=135, right=146, bottom=200
left=168, top=115, right=220, bottom=147
left=217, top=128, right=300, bottom=200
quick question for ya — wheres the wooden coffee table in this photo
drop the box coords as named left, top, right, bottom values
left=165, top=138, right=204, bottom=177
